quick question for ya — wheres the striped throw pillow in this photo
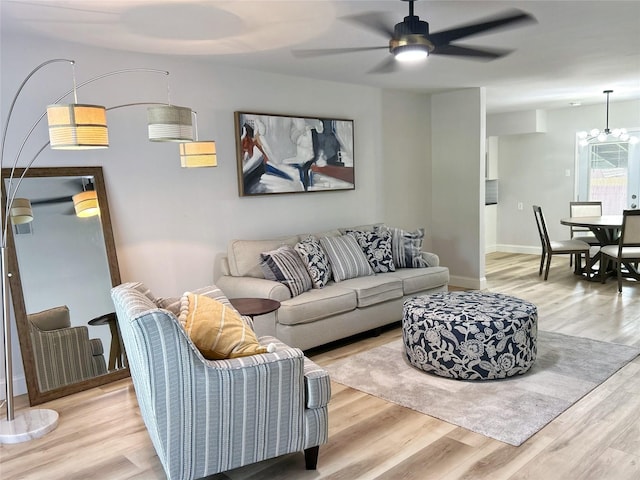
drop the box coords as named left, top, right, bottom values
left=375, top=225, right=429, bottom=268
left=320, top=234, right=374, bottom=282
left=260, top=245, right=313, bottom=297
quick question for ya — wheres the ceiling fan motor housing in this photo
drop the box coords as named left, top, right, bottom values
left=390, top=15, right=434, bottom=55
left=396, top=15, right=429, bottom=36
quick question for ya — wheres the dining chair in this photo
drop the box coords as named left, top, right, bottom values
left=599, top=209, right=640, bottom=293
left=568, top=201, right=602, bottom=267
left=569, top=201, right=602, bottom=243
left=533, top=205, right=591, bottom=280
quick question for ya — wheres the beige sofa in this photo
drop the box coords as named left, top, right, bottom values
left=217, top=225, right=450, bottom=350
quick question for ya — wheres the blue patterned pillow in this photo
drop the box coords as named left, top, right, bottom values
left=320, top=235, right=374, bottom=282
left=347, top=230, right=395, bottom=273
left=294, top=235, right=332, bottom=289
left=375, top=225, right=428, bottom=268
left=260, top=246, right=312, bottom=297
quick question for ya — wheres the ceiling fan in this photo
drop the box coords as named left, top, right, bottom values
left=292, top=0, right=537, bottom=73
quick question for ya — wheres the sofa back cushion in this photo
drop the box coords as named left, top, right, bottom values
left=228, top=235, right=300, bottom=277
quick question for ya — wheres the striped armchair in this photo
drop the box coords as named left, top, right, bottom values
left=110, top=282, right=330, bottom=480
left=28, top=305, right=107, bottom=391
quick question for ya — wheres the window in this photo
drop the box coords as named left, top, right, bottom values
left=576, top=131, right=640, bottom=214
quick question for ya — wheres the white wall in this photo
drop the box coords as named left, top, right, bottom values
left=493, top=100, right=640, bottom=253
left=431, top=88, right=486, bottom=289
left=380, top=90, right=432, bottom=246
left=1, top=30, right=438, bottom=396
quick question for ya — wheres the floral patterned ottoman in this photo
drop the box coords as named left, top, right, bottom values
left=402, top=291, right=537, bottom=380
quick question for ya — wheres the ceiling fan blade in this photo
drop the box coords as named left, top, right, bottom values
left=367, top=56, right=401, bottom=75
left=429, top=9, right=536, bottom=46
left=31, top=196, right=73, bottom=206
left=431, top=44, right=513, bottom=60
left=341, top=12, right=396, bottom=38
left=292, top=46, right=388, bottom=58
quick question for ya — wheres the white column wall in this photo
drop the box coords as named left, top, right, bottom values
left=380, top=90, right=432, bottom=248
left=431, top=88, right=486, bottom=289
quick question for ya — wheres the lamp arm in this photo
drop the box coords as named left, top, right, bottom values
left=191, top=110, right=200, bottom=141
left=0, top=59, right=75, bottom=167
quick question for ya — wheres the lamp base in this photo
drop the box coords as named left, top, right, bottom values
left=0, top=408, right=58, bottom=444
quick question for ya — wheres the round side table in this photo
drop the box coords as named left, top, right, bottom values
left=89, top=312, right=125, bottom=370
left=229, top=298, right=280, bottom=319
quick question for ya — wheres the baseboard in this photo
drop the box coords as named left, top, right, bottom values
left=495, top=244, right=540, bottom=255
left=0, top=376, right=27, bottom=401
left=449, top=275, right=487, bottom=290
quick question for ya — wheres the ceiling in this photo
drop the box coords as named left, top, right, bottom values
left=3, top=0, right=640, bottom=113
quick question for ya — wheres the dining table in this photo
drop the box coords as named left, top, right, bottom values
left=560, top=215, right=623, bottom=279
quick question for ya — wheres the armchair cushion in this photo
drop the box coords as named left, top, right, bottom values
left=179, top=292, right=274, bottom=359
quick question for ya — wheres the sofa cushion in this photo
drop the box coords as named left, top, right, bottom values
left=261, top=245, right=313, bottom=297
left=320, top=234, right=374, bottom=282
left=375, top=225, right=428, bottom=269
left=178, top=292, right=272, bottom=359
left=382, top=267, right=450, bottom=295
left=228, top=235, right=300, bottom=278
left=348, top=229, right=395, bottom=273
left=294, top=235, right=332, bottom=289
left=277, top=286, right=357, bottom=326
left=336, top=275, right=403, bottom=307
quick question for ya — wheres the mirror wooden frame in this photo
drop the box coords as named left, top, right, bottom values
left=1, top=166, right=129, bottom=405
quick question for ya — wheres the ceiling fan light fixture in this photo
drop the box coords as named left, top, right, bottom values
left=395, top=45, right=429, bottom=62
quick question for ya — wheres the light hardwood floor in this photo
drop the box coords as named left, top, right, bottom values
left=2, top=253, right=639, bottom=480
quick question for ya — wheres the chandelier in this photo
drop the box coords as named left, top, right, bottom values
left=578, top=90, right=638, bottom=146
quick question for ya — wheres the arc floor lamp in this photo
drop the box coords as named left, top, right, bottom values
left=0, top=58, right=216, bottom=444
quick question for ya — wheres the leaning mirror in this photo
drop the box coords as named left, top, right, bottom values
left=2, top=166, right=129, bottom=405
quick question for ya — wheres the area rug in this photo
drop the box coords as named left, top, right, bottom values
left=324, top=331, right=640, bottom=446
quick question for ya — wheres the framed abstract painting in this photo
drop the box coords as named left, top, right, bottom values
left=234, top=111, right=355, bottom=196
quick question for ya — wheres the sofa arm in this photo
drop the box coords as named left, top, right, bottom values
left=421, top=251, right=440, bottom=267
left=217, top=275, right=291, bottom=302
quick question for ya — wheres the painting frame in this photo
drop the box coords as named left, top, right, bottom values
left=234, top=111, right=355, bottom=196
